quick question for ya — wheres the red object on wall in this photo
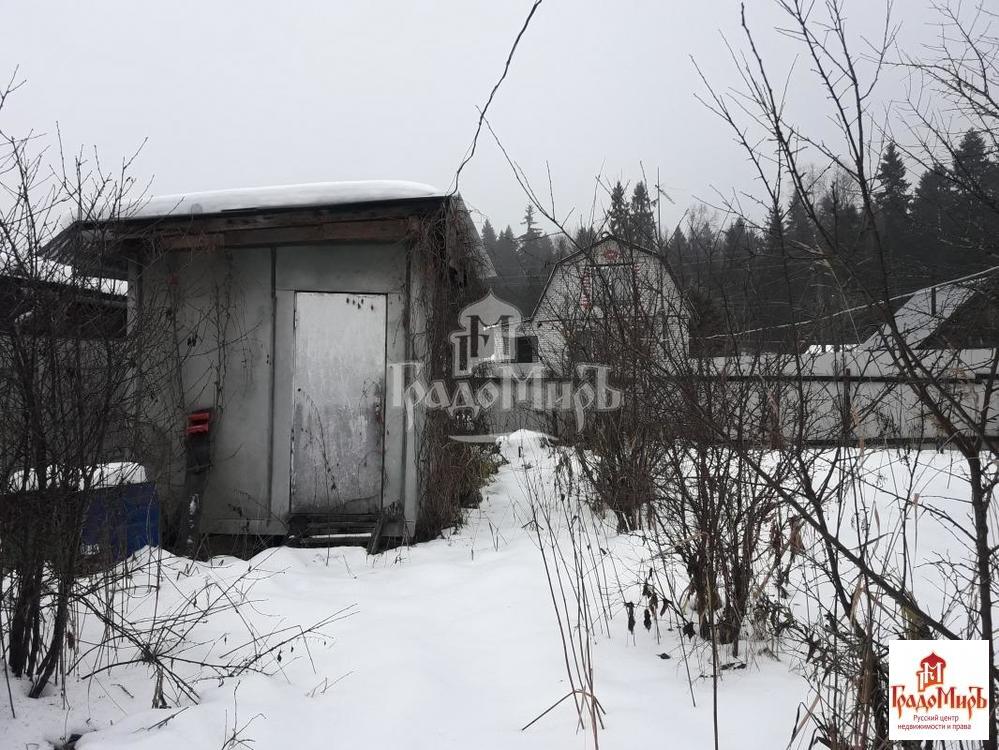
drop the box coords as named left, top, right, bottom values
left=186, top=410, right=212, bottom=435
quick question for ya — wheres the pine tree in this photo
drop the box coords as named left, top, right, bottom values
left=497, top=226, right=517, bottom=250
left=534, top=234, right=556, bottom=269
left=491, top=225, right=521, bottom=277
left=951, top=129, right=991, bottom=194
left=630, top=181, right=657, bottom=249
left=722, top=217, right=749, bottom=263
left=607, top=181, right=631, bottom=240
left=667, top=227, right=690, bottom=285
left=763, top=204, right=785, bottom=255
left=481, top=219, right=498, bottom=254
left=911, top=164, right=953, bottom=285
left=874, top=143, right=910, bottom=217
left=518, top=204, right=552, bottom=296
left=815, top=178, right=863, bottom=325
left=783, top=189, right=819, bottom=320
left=948, top=130, right=999, bottom=275
left=872, top=142, right=912, bottom=288
left=754, top=205, right=794, bottom=331
left=785, top=190, right=814, bottom=251
left=817, top=178, right=862, bottom=257
left=574, top=225, right=597, bottom=249
left=519, top=204, right=541, bottom=245
left=480, top=218, right=505, bottom=282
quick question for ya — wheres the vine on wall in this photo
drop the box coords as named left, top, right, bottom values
left=410, top=198, right=493, bottom=540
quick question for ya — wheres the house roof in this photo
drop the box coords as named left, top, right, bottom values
left=0, top=272, right=126, bottom=339
left=861, top=266, right=999, bottom=349
left=529, top=235, right=680, bottom=320
left=128, top=180, right=444, bottom=220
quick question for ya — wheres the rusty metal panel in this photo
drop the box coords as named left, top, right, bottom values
left=291, top=292, right=386, bottom=513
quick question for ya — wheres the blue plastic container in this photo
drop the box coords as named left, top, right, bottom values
left=81, top=481, right=160, bottom=560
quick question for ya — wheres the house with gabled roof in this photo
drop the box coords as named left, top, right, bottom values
left=527, top=236, right=689, bottom=372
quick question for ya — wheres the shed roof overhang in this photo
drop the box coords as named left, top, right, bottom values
left=48, top=193, right=454, bottom=280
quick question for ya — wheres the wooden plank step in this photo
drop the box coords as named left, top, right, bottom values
left=291, top=512, right=379, bottom=522
left=286, top=511, right=380, bottom=549
left=297, top=522, right=374, bottom=533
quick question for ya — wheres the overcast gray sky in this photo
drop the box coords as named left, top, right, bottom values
left=1, top=1, right=941, bottom=235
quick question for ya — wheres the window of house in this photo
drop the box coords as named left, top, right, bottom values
left=515, top=335, right=539, bottom=363
left=585, top=263, right=636, bottom=307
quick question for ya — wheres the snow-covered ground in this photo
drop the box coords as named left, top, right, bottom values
left=6, top=432, right=978, bottom=749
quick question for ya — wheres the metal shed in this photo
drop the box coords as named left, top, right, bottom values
left=60, top=181, right=491, bottom=547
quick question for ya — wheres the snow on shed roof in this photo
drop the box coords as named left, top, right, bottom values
left=860, top=272, right=987, bottom=349
left=130, top=180, right=444, bottom=219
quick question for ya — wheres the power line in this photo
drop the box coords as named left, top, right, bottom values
left=450, top=1, right=544, bottom=195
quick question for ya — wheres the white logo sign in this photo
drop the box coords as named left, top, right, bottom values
left=889, top=639, right=989, bottom=741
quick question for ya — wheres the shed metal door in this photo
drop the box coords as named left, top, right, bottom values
left=291, top=292, right=386, bottom=514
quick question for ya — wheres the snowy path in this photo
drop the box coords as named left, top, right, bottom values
left=8, top=433, right=809, bottom=750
